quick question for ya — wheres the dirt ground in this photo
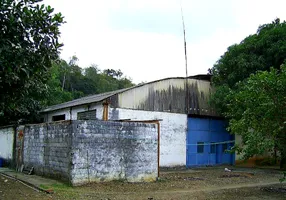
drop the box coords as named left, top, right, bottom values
left=0, top=175, right=48, bottom=200
left=1, top=167, right=285, bottom=200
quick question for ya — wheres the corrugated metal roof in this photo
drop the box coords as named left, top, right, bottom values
left=42, top=74, right=211, bottom=113
left=42, top=88, right=129, bottom=112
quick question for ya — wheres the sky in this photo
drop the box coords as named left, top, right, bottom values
left=44, top=0, right=286, bottom=83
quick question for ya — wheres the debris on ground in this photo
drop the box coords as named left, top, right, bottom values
left=183, top=177, right=205, bottom=181
left=221, top=174, right=242, bottom=178
left=224, top=168, right=232, bottom=172
left=261, top=186, right=286, bottom=193
left=220, top=172, right=255, bottom=178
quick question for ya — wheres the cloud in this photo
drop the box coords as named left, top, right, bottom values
left=44, top=0, right=286, bottom=83
left=63, top=28, right=186, bottom=83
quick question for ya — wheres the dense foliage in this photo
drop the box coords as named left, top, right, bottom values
left=0, top=0, right=64, bottom=125
left=226, top=66, right=286, bottom=169
left=44, top=56, right=134, bottom=107
left=209, top=19, right=286, bottom=169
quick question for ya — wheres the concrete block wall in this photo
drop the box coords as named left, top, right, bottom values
left=21, top=120, right=158, bottom=185
left=23, top=121, right=72, bottom=182
left=70, top=120, right=158, bottom=186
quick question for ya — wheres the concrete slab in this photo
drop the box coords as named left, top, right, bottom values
left=0, top=167, right=66, bottom=193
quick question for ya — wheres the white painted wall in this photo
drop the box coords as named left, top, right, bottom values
left=109, top=108, right=187, bottom=167
left=45, top=108, right=70, bottom=122
left=0, top=127, right=14, bottom=161
left=44, top=102, right=104, bottom=122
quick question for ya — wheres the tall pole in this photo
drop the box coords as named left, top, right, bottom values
left=180, top=1, right=189, bottom=114
left=180, top=2, right=188, bottom=78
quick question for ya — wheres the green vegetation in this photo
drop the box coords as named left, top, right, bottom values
left=0, top=0, right=64, bottom=125
left=209, top=19, right=286, bottom=169
left=44, top=56, right=134, bottom=107
left=40, top=183, right=71, bottom=190
left=279, top=171, right=286, bottom=183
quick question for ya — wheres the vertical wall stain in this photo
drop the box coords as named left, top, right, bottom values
left=112, top=78, right=216, bottom=116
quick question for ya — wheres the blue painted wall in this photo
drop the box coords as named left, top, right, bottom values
left=187, top=117, right=235, bottom=167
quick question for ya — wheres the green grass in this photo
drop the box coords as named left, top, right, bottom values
left=40, top=183, right=79, bottom=199
left=39, top=183, right=71, bottom=190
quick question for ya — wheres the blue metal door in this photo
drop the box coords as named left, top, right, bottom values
left=186, top=117, right=235, bottom=167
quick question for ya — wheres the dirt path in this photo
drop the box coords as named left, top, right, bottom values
left=59, top=182, right=285, bottom=200
left=52, top=174, right=285, bottom=200
left=161, top=181, right=281, bottom=194
left=0, top=174, right=51, bottom=200
left=1, top=167, right=285, bottom=200
left=77, top=182, right=285, bottom=200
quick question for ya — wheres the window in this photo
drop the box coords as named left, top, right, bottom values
left=197, top=142, right=204, bottom=153
left=39, top=118, right=44, bottom=123
left=222, top=143, right=228, bottom=153
left=210, top=142, right=216, bottom=154
left=77, top=110, right=97, bottom=120
left=52, top=114, right=65, bottom=121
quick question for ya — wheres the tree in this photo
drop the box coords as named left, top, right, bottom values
left=101, top=68, right=134, bottom=91
left=44, top=58, right=135, bottom=106
left=211, top=18, right=286, bottom=88
left=103, top=69, right=123, bottom=79
left=209, top=19, right=286, bottom=169
left=0, top=0, right=64, bottom=125
left=44, top=61, right=73, bottom=106
left=226, top=66, right=286, bottom=169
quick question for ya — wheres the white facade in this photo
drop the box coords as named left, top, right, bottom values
left=0, top=127, right=14, bottom=161
left=44, top=102, right=104, bottom=122
left=109, top=108, right=187, bottom=167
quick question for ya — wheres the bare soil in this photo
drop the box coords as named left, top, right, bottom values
left=1, top=167, right=286, bottom=200
left=0, top=175, right=49, bottom=200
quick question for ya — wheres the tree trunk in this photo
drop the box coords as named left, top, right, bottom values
left=62, top=72, right=66, bottom=91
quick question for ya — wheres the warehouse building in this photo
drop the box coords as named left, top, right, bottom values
left=42, top=75, right=235, bottom=167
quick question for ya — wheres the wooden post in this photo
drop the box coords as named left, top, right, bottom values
left=157, top=121, right=160, bottom=178
left=102, top=102, right=109, bottom=121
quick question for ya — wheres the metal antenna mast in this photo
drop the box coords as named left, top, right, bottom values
left=180, top=1, right=189, bottom=114
left=180, top=1, right=188, bottom=78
